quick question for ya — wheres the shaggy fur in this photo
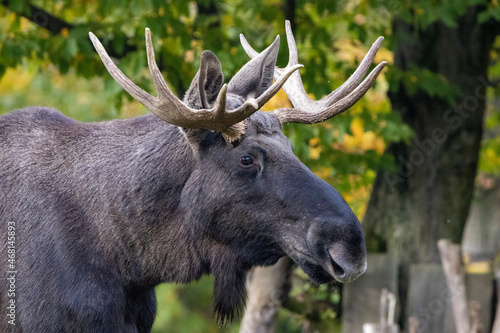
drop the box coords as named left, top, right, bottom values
left=0, top=49, right=366, bottom=332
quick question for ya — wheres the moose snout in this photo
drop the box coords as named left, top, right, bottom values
left=327, top=242, right=367, bottom=283
left=305, top=214, right=367, bottom=283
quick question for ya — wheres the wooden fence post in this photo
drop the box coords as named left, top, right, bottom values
left=492, top=265, right=500, bottom=333
left=362, top=288, right=399, bottom=333
left=437, top=239, right=471, bottom=333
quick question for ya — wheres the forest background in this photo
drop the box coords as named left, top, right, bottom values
left=1, top=0, right=499, bottom=332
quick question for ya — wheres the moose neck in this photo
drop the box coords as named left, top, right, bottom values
left=89, top=115, right=250, bottom=298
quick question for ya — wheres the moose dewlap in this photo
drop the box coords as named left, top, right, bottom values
left=0, top=21, right=385, bottom=331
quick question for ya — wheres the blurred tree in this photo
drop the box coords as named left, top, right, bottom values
left=243, top=0, right=500, bottom=331
left=363, top=0, right=500, bottom=326
left=1, top=0, right=499, bottom=332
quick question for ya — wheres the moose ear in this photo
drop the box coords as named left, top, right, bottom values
left=184, top=50, right=224, bottom=109
left=227, top=36, right=280, bottom=101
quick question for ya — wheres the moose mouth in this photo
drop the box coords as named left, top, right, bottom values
left=287, top=245, right=364, bottom=284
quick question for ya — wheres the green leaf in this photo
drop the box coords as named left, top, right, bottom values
left=7, top=0, right=30, bottom=14
left=65, top=37, right=78, bottom=57
left=112, top=31, right=126, bottom=56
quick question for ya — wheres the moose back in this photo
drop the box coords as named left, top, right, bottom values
left=0, top=21, right=385, bottom=332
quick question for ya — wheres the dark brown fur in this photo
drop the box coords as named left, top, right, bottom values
left=0, top=46, right=366, bottom=332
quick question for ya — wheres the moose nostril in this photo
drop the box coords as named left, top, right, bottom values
left=328, top=246, right=349, bottom=279
left=330, top=259, right=345, bottom=278
left=327, top=243, right=366, bottom=281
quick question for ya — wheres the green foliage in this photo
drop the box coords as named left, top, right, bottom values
left=479, top=35, right=500, bottom=175
left=370, top=0, right=493, bottom=28
left=387, top=66, right=463, bottom=105
left=281, top=268, right=342, bottom=332
left=478, top=1, right=500, bottom=23
left=153, top=276, right=240, bottom=333
left=0, top=65, right=127, bottom=120
left=1, top=0, right=499, bottom=331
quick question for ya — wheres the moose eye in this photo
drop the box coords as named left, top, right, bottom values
left=239, top=155, right=254, bottom=167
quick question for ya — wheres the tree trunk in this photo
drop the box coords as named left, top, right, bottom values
left=363, top=5, right=498, bottom=327
left=240, top=258, right=290, bottom=333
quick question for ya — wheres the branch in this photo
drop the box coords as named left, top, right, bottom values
left=1, top=1, right=136, bottom=59
left=240, top=258, right=290, bottom=333
left=1, top=0, right=72, bottom=34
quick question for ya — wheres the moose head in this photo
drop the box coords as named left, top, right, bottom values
left=0, top=21, right=385, bottom=331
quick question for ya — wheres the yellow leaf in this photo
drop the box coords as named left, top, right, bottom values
left=0, top=67, right=33, bottom=93
left=354, top=14, right=365, bottom=26
left=336, top=118, right=386, bottom=154
left=184, top=50, right=194, bottom=63
left=486, top=148, right=496, bottom=159
left=350, top=118, right=364, bottom=138
left=261, top=88, right=292, bottom=111
left=309, top=146, right=322, bottom=160
left=313, top=167, right=332, bottom=179
left=375, top=138, right=386, bottom=155
left=309, top=137, right=320, bottom=147
left=374, top=48, right=393, bottom=66
left=360, top=131, right=376, bottom=151
left=342, top=134, right=358, bottom=152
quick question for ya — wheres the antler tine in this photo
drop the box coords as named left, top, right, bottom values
left=281, top=20, right=312, bottom=110
left=145, top=28, right=172, bottom=99
left=320, top=36, right=384, bottom=108
left=240, top=21, right=387, bottom=125
left=90, top=29, right=302, bottom=140
left=255, top=63, right=304, bottom=107
left=240, top=21, right=312, bottom=110
left=142, top=28, right=201, bottom=126
left=218, top=61, right=302, bottom=128
left=239, top=34, right=259, bottom=58
left=274, top=61, right=387, bottom=124
left=284, top=20, right=299, bottom=67
left=89, top=32, right=157, bottom=111
left=90, top=30, right=234, bottom=131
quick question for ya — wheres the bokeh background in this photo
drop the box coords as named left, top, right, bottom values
left=1, top=1, right=499, bottom=332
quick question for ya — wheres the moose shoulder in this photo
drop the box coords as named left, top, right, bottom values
left=0, top=21, right=386, bottom=332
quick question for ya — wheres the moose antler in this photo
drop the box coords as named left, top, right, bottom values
left=89, top=28, right=302, bottom=139
left=240, top=20, right=387, bottom=124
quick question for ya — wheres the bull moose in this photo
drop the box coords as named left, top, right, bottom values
left=0, top=21, right=386, bottom=332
